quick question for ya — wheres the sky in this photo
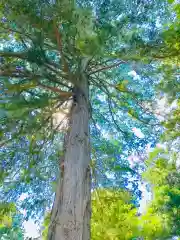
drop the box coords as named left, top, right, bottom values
left=24, top=220, right=40, bottom=238
left=18, top=194, right=40, bottom=238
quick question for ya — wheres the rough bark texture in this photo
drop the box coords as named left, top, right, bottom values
left=48, top=73, right=91, bottom=240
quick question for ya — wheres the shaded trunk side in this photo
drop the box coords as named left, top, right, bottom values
left=48, top=75, right=91, bottom=240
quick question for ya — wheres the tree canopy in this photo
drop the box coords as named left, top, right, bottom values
left=0, top=0, right=179, bottom=239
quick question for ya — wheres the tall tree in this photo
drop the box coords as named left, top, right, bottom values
left=91, top=189, right=139, bottom=240
left=140, top=145, right=180, bottom=239
left=0, top=0, right=177, bottom=239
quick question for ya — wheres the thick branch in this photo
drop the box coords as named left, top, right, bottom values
left=0, top=51, right=68, bottom=80
left=37, top=82, right=73, bottom=97
left=54, top=22, right=69, bottom=74
left=43, top=73, right=71, bottom=89
left=0, top=138, right=13, bottom=148
left=152, top=51, right=180, bottom=59
left=44, top=62, right=68, bottom=80
left=0, top=69, right=36, bottom=78
left=0, top=69, right=73, bottom=97
left=0, top=25, right=34, bottom=43
left=89, top=61, right=126, bottom=75
left=0, top=51, right=27, bottom=59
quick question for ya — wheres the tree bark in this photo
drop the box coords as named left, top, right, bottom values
left=48, top=73, right=91, bottom=240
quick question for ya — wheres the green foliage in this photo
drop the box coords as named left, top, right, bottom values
left=141, top=73, right=180, bottom=239
left=0, top=1, right=179, bottom=238
left=91, top=189, right=139, bottom=240
left=0, top=202, right=16, bottom=228
left=142, top=148, right=180, bottom=238
left=91, top=185, right=179, bottom=239
left=0, top=202, right=24, bottom=240
left=162, top=100, right=180, bottom=141
left=139, top=211, right=170, bottom=240
left=42, top=212, right=51, bottom=240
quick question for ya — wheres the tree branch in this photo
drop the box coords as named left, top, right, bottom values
left=0, top=69, right=73, bottom=97
left=152, top=51, right=180, bottom=59
left=0, top=67, right=45, bottom=78
left=92, top=74, right=139, bottom=98
left=89, top=61, right=126, bottom=75
left=0, top=51, right=27, bottom=59
left=54, top=21, right=69, bottom=74
left=0, top=25, right=34, bottom=43
left=107, top=96, right=127, bottom=136
left=42, top=73, right=71, bottom=89
left=44, top=62, right=68, bottom=80
left=0, top=69, right=36, bottom=78
left=0, top=51, right=68, bottom=81
left=0, top=138, right=13, bottom=148
left=37, top=82, right=73, bottom=98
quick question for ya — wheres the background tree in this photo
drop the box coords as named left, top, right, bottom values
left=0, top=202, right=24, bottom=239
left=91, top=189, right=139, bottom=240
left=139, top=145, right=180, bottom=239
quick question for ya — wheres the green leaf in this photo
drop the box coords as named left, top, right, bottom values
left=168, top=0, right=175, bottom=3
left=113, top=165, right=135, bottom=173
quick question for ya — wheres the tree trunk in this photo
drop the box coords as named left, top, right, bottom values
left=48, top=73, right=91, bottom=240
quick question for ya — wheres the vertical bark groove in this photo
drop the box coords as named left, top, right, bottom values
left=48, top=74, right=91, bottom=240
